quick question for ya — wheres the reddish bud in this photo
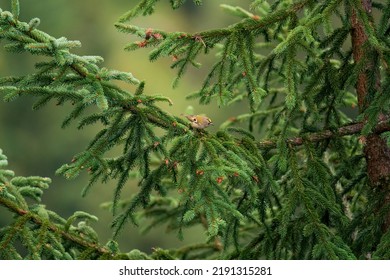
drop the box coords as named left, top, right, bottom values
left=152, top=33, right=163, bottom=40
left=359, top=136, right=367, bottom=145
left=137, top=40, right=148, bottom=48
left=216, top=176, right=224, bottom=184
left=196, top=170, right=204, bottom=176
left=193, top=35, right=206, bottom=47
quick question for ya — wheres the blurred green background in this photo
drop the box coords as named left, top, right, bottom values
left=0, top=0, right=250, bottom=253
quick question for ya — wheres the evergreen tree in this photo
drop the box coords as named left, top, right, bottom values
left=1, top=0, right=390, bottom=259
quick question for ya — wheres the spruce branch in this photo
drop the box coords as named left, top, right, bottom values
left=0, top=195, right=111, bottom=257
left=0, top=148, right=113, bottom=259
left=116, top=0, right=347, bottom=116
left=118, top=0, right=311, bottom=35
left=116, top=0, right=313, bottom=64
left=257, top=117, right=390, bottom=149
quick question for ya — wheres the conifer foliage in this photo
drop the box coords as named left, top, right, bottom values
left=1, top=0, right=390, bottom=259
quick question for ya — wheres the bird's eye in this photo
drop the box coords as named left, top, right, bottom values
left=191, top=117, right=197, bottom=122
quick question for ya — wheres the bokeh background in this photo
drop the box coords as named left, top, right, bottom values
left=0, top=0, right=251, bottom=253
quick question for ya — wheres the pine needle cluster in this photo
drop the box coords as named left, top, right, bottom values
left=1, top=0, right=390, bottom=259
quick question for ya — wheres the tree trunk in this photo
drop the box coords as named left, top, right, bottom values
left=351, top=0, right=390, bottom=231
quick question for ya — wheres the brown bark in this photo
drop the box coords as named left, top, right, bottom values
left=351, top=7, right=369, bottom=111
left=364, top=134, right=390, bottom=186
left=351, top=1, right=390, bottom=231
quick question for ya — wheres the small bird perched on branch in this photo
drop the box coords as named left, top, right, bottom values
left=183, top=114, right=213, bottom=129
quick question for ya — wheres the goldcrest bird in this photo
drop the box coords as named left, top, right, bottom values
left=183, top=114, right=213, bottom=129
